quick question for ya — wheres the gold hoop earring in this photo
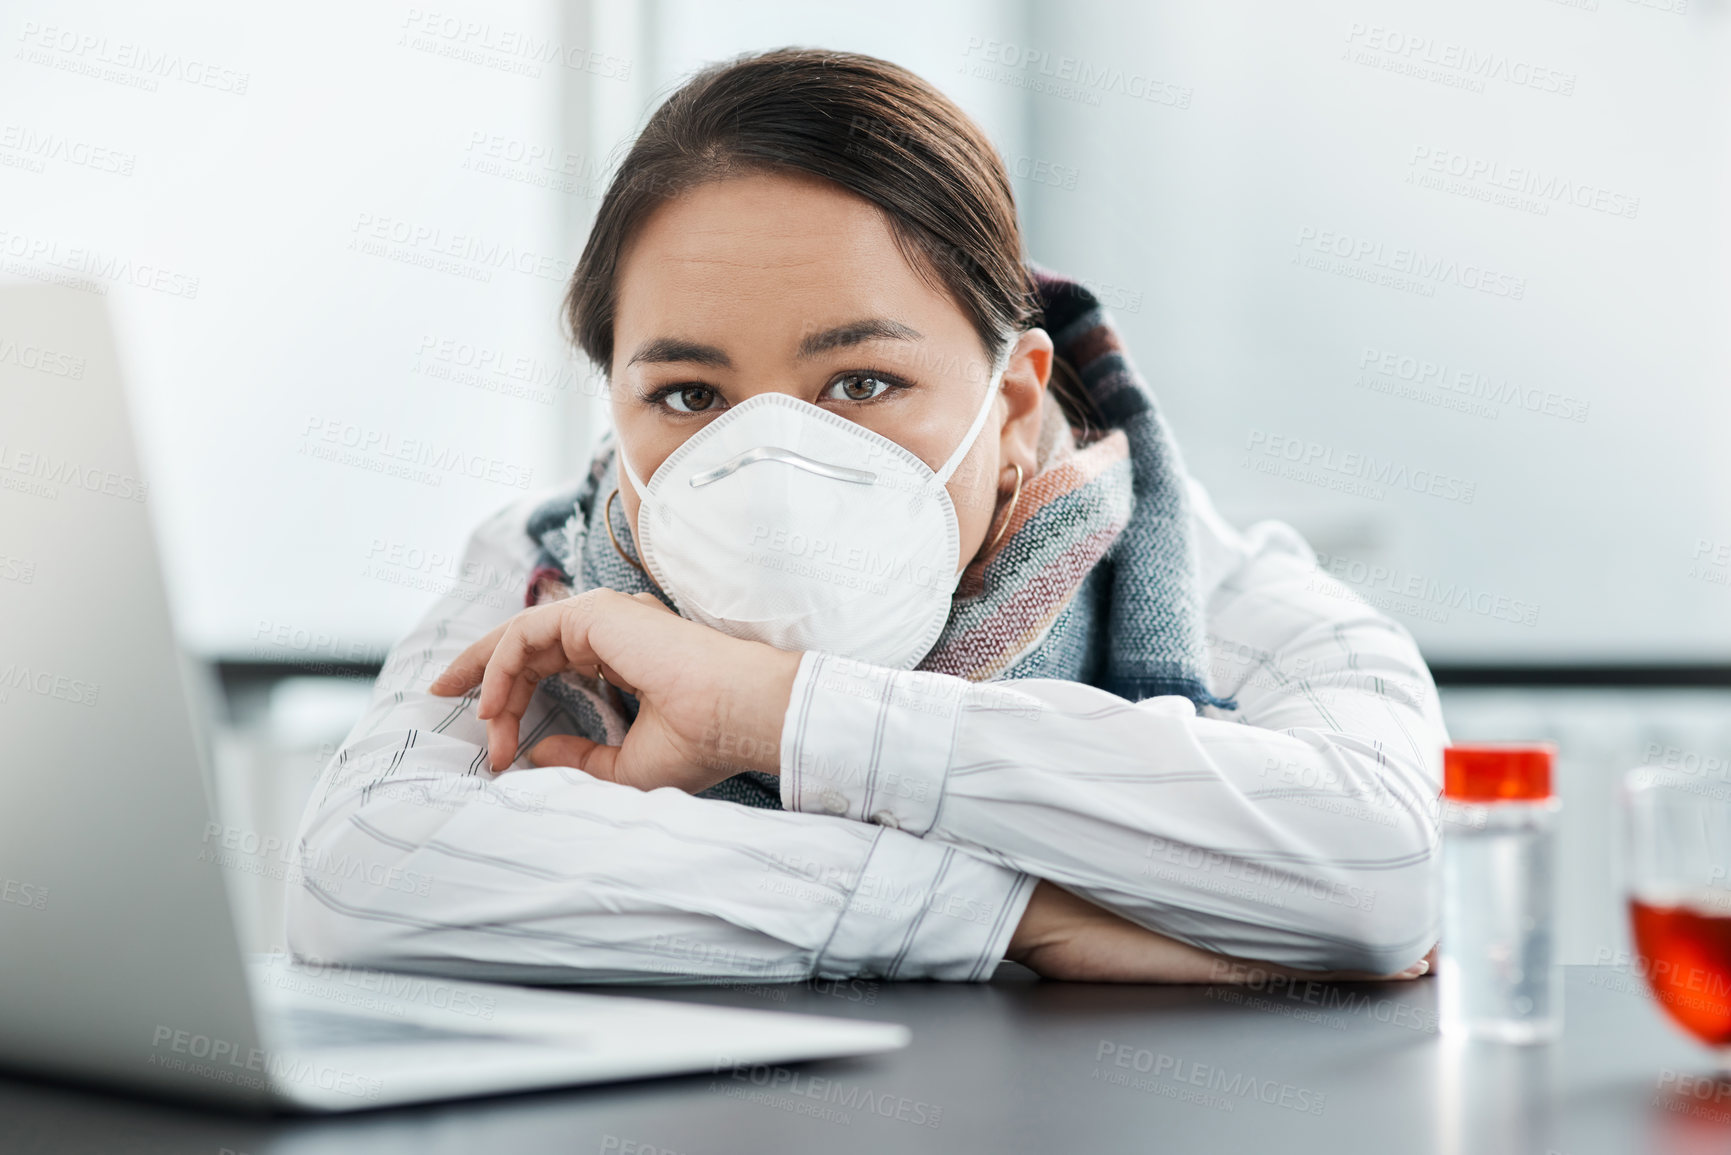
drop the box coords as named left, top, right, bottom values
left=604, top=487, right=646, bottom=574
left=986, top=462, right=1025, bottom=554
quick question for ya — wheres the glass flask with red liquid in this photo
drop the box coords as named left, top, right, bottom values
left=1622, top=764, right=1731, bottom=1072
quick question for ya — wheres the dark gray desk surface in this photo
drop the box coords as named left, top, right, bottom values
left=0, top=965, right=1724, bottom=1154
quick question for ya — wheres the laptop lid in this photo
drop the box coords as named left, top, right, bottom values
left=0, top=285, right=269, bottom=1107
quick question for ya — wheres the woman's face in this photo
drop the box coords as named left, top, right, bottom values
left=609, top=171, right=1052, bottom=576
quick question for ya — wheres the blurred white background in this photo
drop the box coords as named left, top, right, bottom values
left=2, top=0, right=1725, bottom=659
left=3, top=0, right=1728, bottom=963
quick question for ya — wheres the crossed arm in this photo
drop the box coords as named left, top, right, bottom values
left=288, top=494, right=1441, bottom=984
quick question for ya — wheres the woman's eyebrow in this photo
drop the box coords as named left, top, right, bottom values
left=796, top=318, right=923, bottom=359
left=627, top=337, right=732, bottom=368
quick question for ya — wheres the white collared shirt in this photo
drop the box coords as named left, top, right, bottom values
left=288, top=478, right=1447, bottom=981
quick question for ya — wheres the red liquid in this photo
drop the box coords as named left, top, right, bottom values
left=1630, top=899, right=1731, bottom=1047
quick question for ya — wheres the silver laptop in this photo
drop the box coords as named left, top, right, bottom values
left=0, top=285, right=908, bottom=1113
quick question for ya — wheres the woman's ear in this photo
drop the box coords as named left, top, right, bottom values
left=998, top=328, right=1053, bottom=481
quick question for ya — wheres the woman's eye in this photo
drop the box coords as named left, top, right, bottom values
left=824, top=373, right=896, bottom=403
left=662, top=385, right=721, bottom=414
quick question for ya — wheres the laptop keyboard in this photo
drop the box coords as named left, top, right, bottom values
left=277, top=1006, right=509, bottom=1050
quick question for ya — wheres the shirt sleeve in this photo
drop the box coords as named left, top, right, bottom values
left=779, top=498, right=1449, bottom=976
left=285, top=492, right=1034, bottom=984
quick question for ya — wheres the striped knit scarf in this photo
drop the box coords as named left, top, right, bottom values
left=521, top=268, right=1232, bottom=810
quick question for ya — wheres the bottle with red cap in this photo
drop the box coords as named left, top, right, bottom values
left=1438, top=743, right=1562, bottom=1043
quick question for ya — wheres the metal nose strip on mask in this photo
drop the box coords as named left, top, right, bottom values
left=688, top=445, right=877, bottom=488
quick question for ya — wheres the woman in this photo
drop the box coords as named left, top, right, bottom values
left=289, top=49, right=1445, bottom=984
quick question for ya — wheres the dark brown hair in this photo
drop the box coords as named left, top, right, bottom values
left=564, top=47, right=1095, bottom=428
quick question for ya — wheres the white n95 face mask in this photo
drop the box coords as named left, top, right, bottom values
left=620, top=368, right=1004, bottom=670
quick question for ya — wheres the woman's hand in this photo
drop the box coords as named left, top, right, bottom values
left=1007, top=881, right=1435, bottom=984
left=427, top=589, right=802, bottom=791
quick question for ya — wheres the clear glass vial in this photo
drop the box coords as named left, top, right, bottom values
left=1438, top=744, right=1563, bottom=1044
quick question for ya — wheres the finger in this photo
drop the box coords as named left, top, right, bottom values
left=527, top=735, right=599, bottom=769
left=486, top=675, right=546, bottom=769
left=572, top=740, right=623, bottom=784
left=427, top=622, right=510, bottom=696
left=500, top=667, right=546, bottom=726
left=484, top=599, right=627, bottom=767
left=486, top=712, right=522, bottom=773
left=1313, top=957, right=1430, bottom=982
left=1212, top=956, right=1428, bottom=985
left=477, top=601, right=600, bottom=721
left=596, top=661, right=639, bottom=697
left=526, top=732, right=625, bottom=782
left=631, top=591, right=675, bottom=614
